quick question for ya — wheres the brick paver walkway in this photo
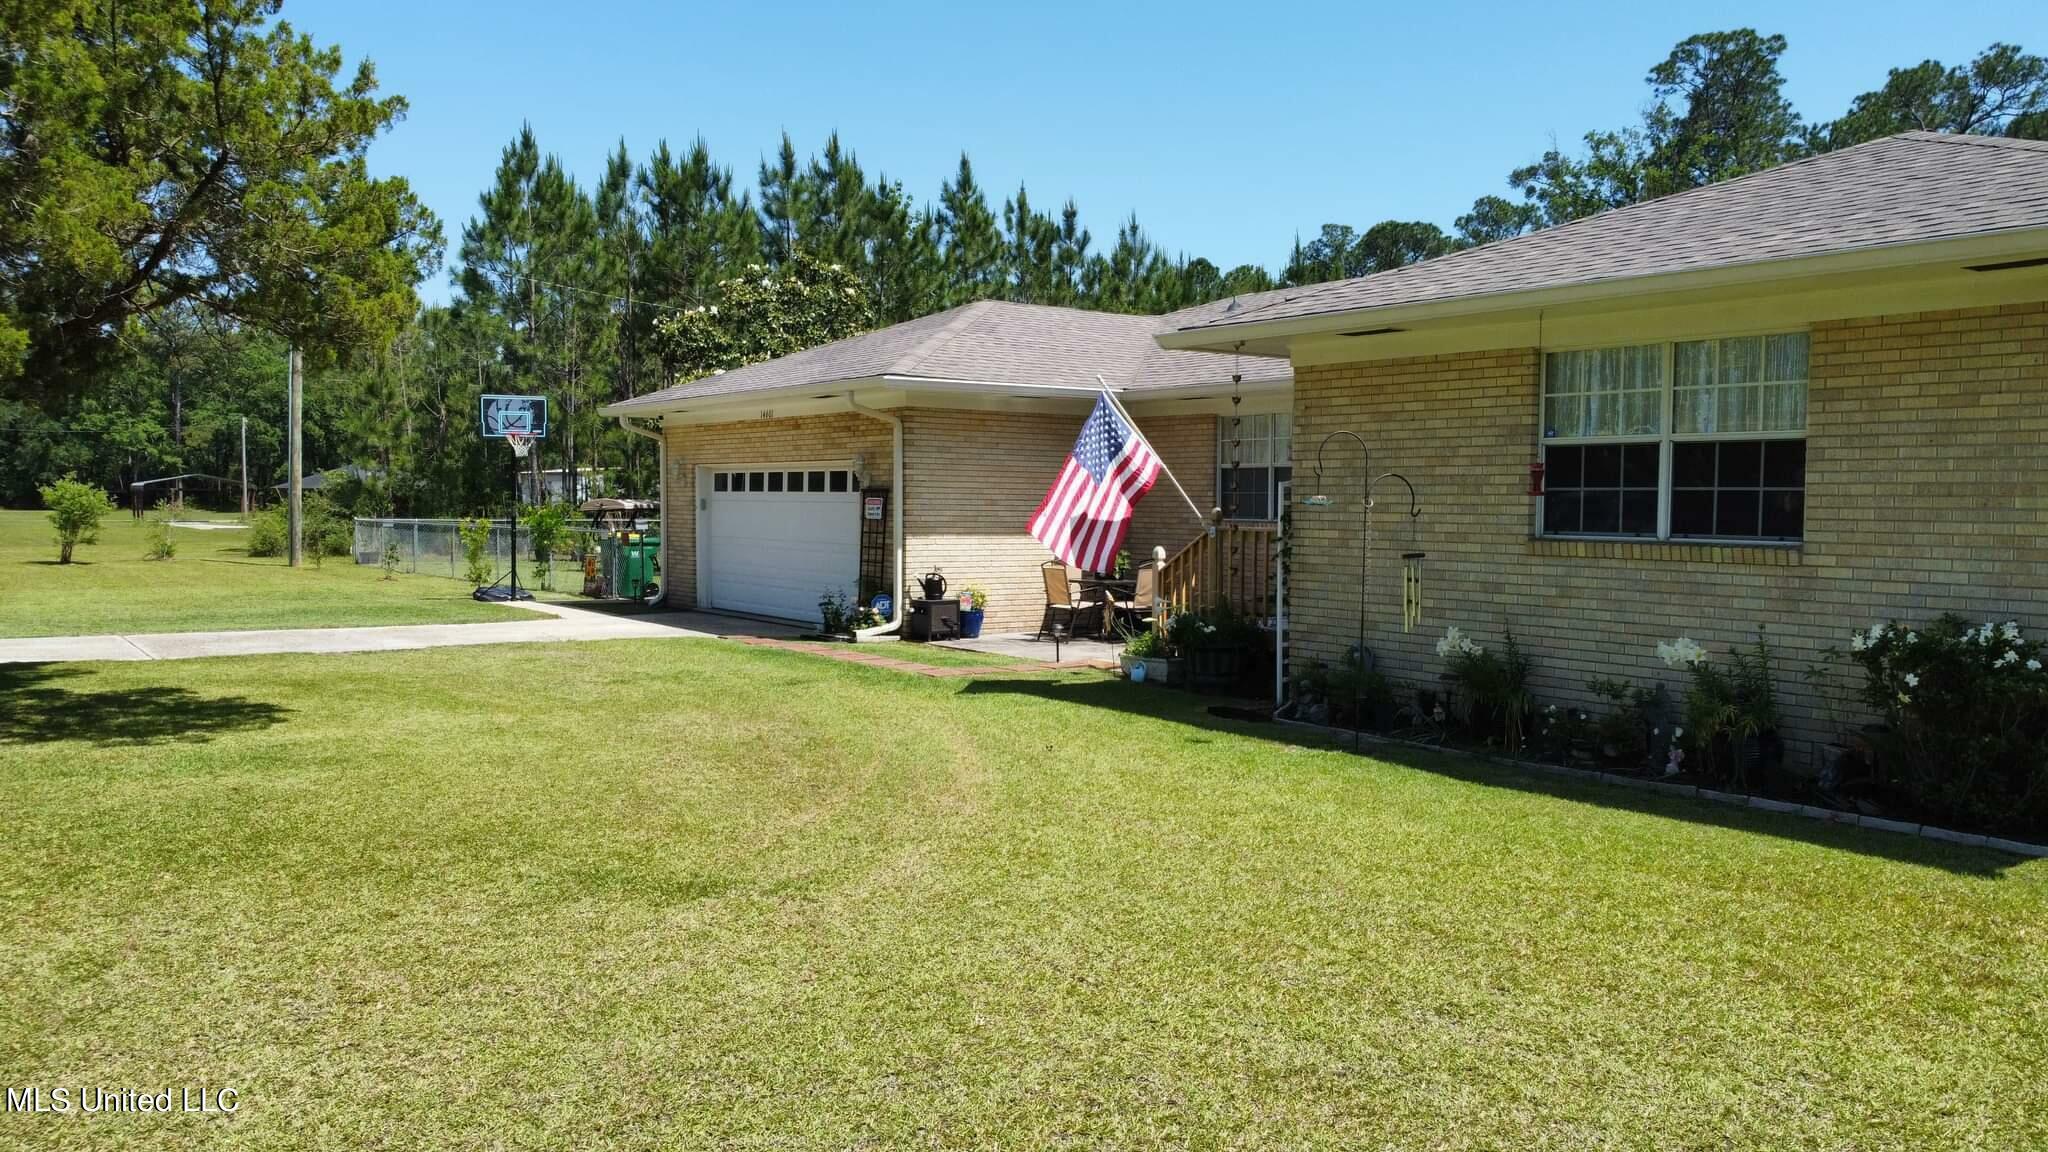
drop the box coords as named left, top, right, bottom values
left=735, top=637, right=1111, bottom=677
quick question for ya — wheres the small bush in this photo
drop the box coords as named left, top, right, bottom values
left=1586, top=676, right=1667, bottom=769
left=244, top=497, right=351, bottom=563
left=39, top=474, right=113, bottom=563
left=1846, top=615, right=2048, bottom=835
left=1436, top=626, right=1534, bottom=752
left=1657, top=633, right=1778, bottom=787
left=143, top=502, right=177, bottom=560
left=247, top=507, right=287, bottom=557
left=518, top=501, right=573, bottom=583
left=458, top=518, right=495, bottom=586
left=380, top=541, right=402, bottom=580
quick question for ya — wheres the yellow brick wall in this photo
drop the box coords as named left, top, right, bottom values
left=660, top=412, right=896, bottom=616
left=659, top=407, right=1217, bottom=634
left=1127, top=412, right=1220, bottom=568
left=1288, top=301, right=2048, bottom=766
left=901, top=409, right=1215, bottom=633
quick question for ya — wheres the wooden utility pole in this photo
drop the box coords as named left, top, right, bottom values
left=239, top=416, right=250, bottom=518
left=288, top=345, right=304, bottom=566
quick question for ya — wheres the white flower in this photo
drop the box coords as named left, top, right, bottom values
left=1898, top=691, right=1912, bottom=704
left=1996, top=649, right=2020, bottom=668
left=2029, top=659, right=2043, bottom=672
left=1904, top=631, right=1917, bottom=644
left=2003, top=621, right=2021, bottom=641
left=1672, top=726, right=1684, bottom=741
left=1657, top=637, right=1706, bottom=668
left=1978, top=623, right=1996, bottom=645
left=1436, top=626, right=1467, bottom=658
left=1902, top=672, right=1920, bottom=688
left=759, top=276, right=774, bottom=288
left=1867, top=622, right=1888, bottom=645
left=1850, top=633, right=1869, bottom=652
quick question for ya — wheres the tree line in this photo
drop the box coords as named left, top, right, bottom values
left=4, top=4, right=2043, bottom=516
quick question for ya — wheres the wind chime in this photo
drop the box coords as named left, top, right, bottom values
left=1400, top=514, right=1426, bottom=634
left=1225, top=343, right=1245, bottom=520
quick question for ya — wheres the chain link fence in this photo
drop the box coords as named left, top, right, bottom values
left=352, top=518, right=606, bottom=593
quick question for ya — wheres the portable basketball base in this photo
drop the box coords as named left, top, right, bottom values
left=475, top=395, right=548, bottom=603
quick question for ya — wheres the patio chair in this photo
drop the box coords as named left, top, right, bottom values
left=1111, top=562, right=1158, bottom=633
left=1039, top=561, right=1088, bottom=639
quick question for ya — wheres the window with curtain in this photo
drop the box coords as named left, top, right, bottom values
left=1217, top=412, right=1291, bottom=520
left=1541, top=332, right=1808, bottom=541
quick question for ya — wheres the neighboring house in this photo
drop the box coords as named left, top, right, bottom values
left=1154, top=131, right=2048, bottom=767
left=603, top=299, right=1292, bottom=631
left=520, top=466, right=610, bottom=506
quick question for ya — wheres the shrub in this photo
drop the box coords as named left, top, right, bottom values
left=1536, top=703, right=1596, bottom=765
left=142, top=502, right=177, bottom=560
left=245, top=498, right=350, bottom=563
left=1436, top=626, right=1534, bottom=751
left=247, top=507, right=287, bottom=557
left=39, top=475, right=112, bottom=563
left=1586, top=677, right=1667, bottom=769
left=1845, top=615, right=2048, bottom=834
left=519, top=501, right=573, bottom=583
left=458, top=518, right=495, bottom=586
left=380, top=541, right=402, bottom=580
left=1658, top=633, right=1778, bottom=786
left=302, top=492, right=352, bottom=567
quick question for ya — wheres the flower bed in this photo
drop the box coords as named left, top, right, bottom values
left=1283, top=617, right=2048, bottom=842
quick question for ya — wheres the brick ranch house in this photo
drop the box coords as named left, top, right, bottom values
left=1154, top=131, right=2048, bottom=768
left=604, top=130, right=2046, bottom=767
left=602, top=299, right=1292, bottom=633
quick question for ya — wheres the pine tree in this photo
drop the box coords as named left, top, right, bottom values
left=938, top=155, right=1005, bottom=306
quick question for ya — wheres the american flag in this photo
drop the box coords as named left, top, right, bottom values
left=1028, top=392, right=1162, bottom=573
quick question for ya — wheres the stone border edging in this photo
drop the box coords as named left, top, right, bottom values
left=1272, top=716, right=2048, bottom=860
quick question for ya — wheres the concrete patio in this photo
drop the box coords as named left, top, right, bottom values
left=931, top=631, right=1123, bottom=666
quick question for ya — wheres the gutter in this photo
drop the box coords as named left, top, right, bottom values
left=616, top=415, right=667, bottom=599
left=1155, top=225, right=2048, bottom=352
left=845, top=394, right=904, bottom=641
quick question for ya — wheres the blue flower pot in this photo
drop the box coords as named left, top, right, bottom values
left=959, top=608, right=985, bottom=639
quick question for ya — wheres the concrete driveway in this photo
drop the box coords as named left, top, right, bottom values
left=0, top=601, right=807, bottom=664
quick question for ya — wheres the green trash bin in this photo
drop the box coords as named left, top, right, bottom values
left=615, top=531, right=661, bottom=602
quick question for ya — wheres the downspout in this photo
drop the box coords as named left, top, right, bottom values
left=846, top=394, right=904, bottom=640
left=617, top=415, right=666, bottom=598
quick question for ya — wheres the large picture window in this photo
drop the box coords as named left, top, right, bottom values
left=1541, top=332, right=1808, bottom=542
left=1218, top=412, right=1291, bottom=521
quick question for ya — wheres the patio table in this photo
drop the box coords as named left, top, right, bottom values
left=1079, top=577, right=1138, bottom=635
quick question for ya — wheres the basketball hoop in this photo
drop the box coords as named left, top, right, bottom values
left=506, top=432, right=534, bottom=459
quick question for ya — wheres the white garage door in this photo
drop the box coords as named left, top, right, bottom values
left=701, top=466, right=860, bottom=623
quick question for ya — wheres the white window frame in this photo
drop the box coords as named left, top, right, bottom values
left=1537, top=331, right=1809, bottom=544
left=1217, top=412, right=1292, bottom=522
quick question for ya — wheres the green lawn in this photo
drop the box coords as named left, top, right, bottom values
left=2, top=640, right=2041, bottom=1149
left=0, top=509, right=536, bottom=636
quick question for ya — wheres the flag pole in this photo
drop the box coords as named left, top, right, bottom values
left=1096, top=375, right=1208, bottom=526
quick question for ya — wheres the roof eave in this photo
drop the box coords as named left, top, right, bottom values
left=1154, top=226, right=2048, bottom=354
left=598, top=369, right=1296, bottom=420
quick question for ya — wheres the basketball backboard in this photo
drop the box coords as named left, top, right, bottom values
left=480, top=394, right=548, bottom=438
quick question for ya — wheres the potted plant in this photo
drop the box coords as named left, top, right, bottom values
left=1119, top=626, right=1178, bottom=685
left=958, top=584, right=988, bottom=639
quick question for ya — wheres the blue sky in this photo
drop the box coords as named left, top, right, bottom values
left=292, top=0, right=2042, bottom=304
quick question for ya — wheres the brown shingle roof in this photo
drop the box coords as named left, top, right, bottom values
left=608, top=298, right=1291, bottom=412
left=1174, top=132, right=2048, bottom=335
